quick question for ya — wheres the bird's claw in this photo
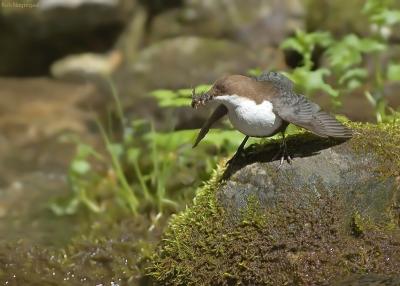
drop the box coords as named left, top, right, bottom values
left=274, top=134, right=292, bottom=170
left=277, top=153, right=292, bottom=170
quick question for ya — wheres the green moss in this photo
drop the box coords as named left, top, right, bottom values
left=149, top=122, right=400, bottom=286
left=350, top=211, right=374, bottom=237
left=348, top=121, right=400, bottom=177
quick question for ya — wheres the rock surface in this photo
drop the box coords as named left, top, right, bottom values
left=149, top=0, right=304, bottom=48
left=50, top=51, right=122, bottom=81
left=149, top=122, right=400, bottom=285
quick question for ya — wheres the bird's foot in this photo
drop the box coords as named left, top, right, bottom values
left=273, top=141, right=292, bottom=170
left=277, top=153, right=292, bottom=170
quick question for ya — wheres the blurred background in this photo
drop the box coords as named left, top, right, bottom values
left=0, top=0, right=399, bottom=284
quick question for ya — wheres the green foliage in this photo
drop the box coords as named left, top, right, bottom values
left=326, top=34, right=385, bottom=72
left=281, top=30, right=333, bottom=69
left=387, top=63, right=400, bottom=81
left=50, top=139, right=104, bottom=216
left=281, top=0, right=400, bottom=121
left=283, top=68, right=339, bottom=99
left=281, top=32, right=384, bottom=104
left=363, top=0, right=400, bottom=26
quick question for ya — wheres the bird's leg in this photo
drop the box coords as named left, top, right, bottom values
left=280, top=131, right=292, bottom=164
left=273, top=132, right=292, bottom=168
left=226, top=135, right=249, bottom=165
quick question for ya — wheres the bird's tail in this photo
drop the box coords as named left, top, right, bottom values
left=307, top=111, right=352, bottom=138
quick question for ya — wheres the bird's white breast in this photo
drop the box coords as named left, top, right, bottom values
left=214, top=95, right=282, bottom=137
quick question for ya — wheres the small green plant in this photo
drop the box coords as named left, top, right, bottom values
left=50, top=138, right=104, bottom=215
left=281, top=31, right=384, bottom=106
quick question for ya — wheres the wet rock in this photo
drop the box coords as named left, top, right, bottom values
left=150, top=122, right=400, bottom=285
left=0, top=0, right=136, bottom=76
left=50, top=50, right=123, bottom=81
left=149, top=0, right=304, bottom=48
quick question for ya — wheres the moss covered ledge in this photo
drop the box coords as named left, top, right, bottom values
left=148, top=122, right=400, bottom=286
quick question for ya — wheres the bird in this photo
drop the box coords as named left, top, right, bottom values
left=191, top=71, right=352, bottom=166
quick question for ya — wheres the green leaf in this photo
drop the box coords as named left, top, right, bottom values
left=108, top=143, right=124, bottom=158
left=387, top=63, right=400, bottom=81
left=49, top=198, right=80, bottom=216
left=194, top=84, right=212, bottom=94
left=127, top=148, right=141, bottom=164
left=149, top=89, right=176, bottom=100
left=358, top=38, right=386, bottom=53
left=339, top=68, right=368, bottom=83
left=71, top=159, right=91, bottom=175
left=145, top=130, right=197, bottom=150
left=149, top=85, right=211, bottom=108
left=284, top=68, right=339, bottom=98
left=176, top=88, right=194, bottom=97
left=371, top=9, right=400, bottom=26
left=338, top=68, right=368, bottom=90
left=158, top=97, right=191, bottom=108
left=281, top=37, right=306, bottom=54
left=200, top=130, right=247, bottom=148
left=177, top=85, right=212, bottom=97
left=281, top=30, right=333, bottom=69
left=362, top=0, right=387, bottom=14
left=326, top=34, right=385, bottom=72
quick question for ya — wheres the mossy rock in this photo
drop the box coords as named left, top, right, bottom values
left=149, top=122, right=400, bottom=285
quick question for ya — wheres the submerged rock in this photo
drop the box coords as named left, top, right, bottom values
left=149, top=122, right=400, bottom=285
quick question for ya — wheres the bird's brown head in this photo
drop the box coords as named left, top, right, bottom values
left=191, top=75, right=252, bottom=109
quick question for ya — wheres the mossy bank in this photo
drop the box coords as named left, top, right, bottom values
left=149, top=122, right=400, bottom=285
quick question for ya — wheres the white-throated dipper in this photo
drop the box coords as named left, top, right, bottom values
left=191, top=71, right=352, bottom=165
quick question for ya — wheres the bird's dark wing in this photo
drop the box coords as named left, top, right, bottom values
left=193, top=104, right=228, bottom=148
left=273, top=93, right=352, bottom=138
left=256, top=71, right=352, bottom=138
